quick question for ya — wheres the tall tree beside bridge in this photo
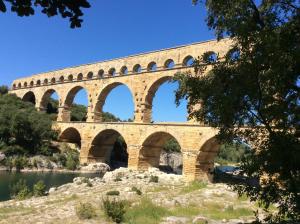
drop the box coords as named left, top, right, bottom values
left=175, top=0, right=300, bottom=221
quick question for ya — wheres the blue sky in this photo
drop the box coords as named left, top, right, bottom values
left=0, top=1, right=214, bottom=122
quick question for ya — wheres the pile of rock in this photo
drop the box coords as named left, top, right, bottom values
left=102, top=167, right=184, bottom=185
left=80, top=162, right=110, bottom=174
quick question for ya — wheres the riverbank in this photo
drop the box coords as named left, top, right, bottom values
left=0, top=167, right=94, bottom=173
left=0, top=168, right=267, bottom=224
left=0, top=166, right=103, bottom=174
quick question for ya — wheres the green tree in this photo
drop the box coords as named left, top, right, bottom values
left=175, top=1, right=300, bottom=221
left=10, top=179, right=31, bottom=200
left=0, top=91, right=57, bottom=156
left=70, top=103, right=87, bottom=121
left=163, top=138, right=181, bottom=153
left=102, top=112, right=122, bottom=122
left=0, top=0, right=90, bottom=28
left=0, top=85, right=8, bottom=95
left=33, top=180, right=46, bottom=197
left=215, top=143, right=249, bottom=165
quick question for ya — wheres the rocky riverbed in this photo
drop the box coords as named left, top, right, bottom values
left=0, top=168, right=263, bottom=224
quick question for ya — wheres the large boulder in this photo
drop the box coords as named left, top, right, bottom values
left=80, top=163, right=110, bottom=174
left=0, top=152, right=5, bottom=162
left=29, top=156, right=58, bottom=170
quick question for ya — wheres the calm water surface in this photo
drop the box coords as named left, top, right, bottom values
left=0, top=171, right=100, bottom=201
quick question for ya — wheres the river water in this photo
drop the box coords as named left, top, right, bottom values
left=0, top=171, right=100, bottom=202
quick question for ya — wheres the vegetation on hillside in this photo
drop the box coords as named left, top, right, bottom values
left=215, top=143, right=249, bottom=165
left=0, top=86, right=57, bottom=156
left=175, top=1, right=300, bottom=221
left=163, top=138, right=181, bottom=153
left=46, top=98, right=125, bottom=122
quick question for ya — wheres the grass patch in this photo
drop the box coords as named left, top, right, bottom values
left=237, top=193, right=249, bottom=202
left=198, top=202, right=253, bottom=220
left=170, top=205, right=201, bottom=217
left=169, top=202, right=253, bottom=221
left=254, top=200, right=278, bottom=212
left=148, top=186, right=169, bottom=193
left=124, top=198, right=169, bottom=224
left=181, top=181, right=207, bottom=193
left=45, top=194, right=78, bottom=205
left=0, top=205, right=35, bottom=220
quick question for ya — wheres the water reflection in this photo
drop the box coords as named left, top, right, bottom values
left=0, top=171, right=99, bottom=201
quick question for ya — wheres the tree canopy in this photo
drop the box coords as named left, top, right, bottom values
left=0, top=0, right=90, bottom=28
left=0, top=87, right=57, bottom=156
left=175, top=0, right=300, bottom=221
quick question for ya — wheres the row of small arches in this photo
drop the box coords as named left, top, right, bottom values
left=13, top=55, right=195, bottom=89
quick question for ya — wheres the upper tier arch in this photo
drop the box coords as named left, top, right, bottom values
left=10, top=39, right=231, bottom=90
left=10, top=39, right=232, bottom=124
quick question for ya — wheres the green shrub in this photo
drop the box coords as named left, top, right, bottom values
left=149, top=175, right=159, bottom=183
left=75, top=202, right=96, bottom=220
left=102, top=198, right=126, bottom=223
left=131, top=186, right=142, bottom=195
left=10, top=179, right=31, bottom=200
left=114, top=173, right=123, bottom=182
left=1, top=145, right=26, bottom=156
left=53, top=153, right=67, bottom=166
left=13, top=156, right=29, bottom=171
left=4, top=158, right=13, bottom=171
left=114, top=177, right=122, bottom=182
left=106, top=190, right=120, bottom=196
left=32, top=158, right=38, bottom=168
left=65, top=152, right=79, bottom=170
left=33, top=180, right=46, bottom=197
left=82, top=177, right=93, bottom=187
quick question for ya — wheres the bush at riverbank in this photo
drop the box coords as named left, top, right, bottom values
left=0, top=143, right=80, bottom=172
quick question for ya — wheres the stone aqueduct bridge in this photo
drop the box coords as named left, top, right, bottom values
left=10, top=39, right=232, bottom=181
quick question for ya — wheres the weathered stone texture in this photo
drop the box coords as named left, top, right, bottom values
left=10, top=39, right=232, bottom=181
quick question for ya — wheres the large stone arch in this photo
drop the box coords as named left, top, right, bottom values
left=60, top=85, right=89, bottom=122
left=142, top=76, right=173, bottom=123
left=22, top=91, right=36, bottom=105
left=40, top=89, right=60, bottom=112
left=182, top=133, right=221, bottom=181
left=93, top=82, right=134, bottom=122
left=137, top=131, right=182, bottom=171
left=196, top=137, right=220, bottom=179
left=87, top=129, right=128, bottom=168
left=59, top=127, right=82, bottom=148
